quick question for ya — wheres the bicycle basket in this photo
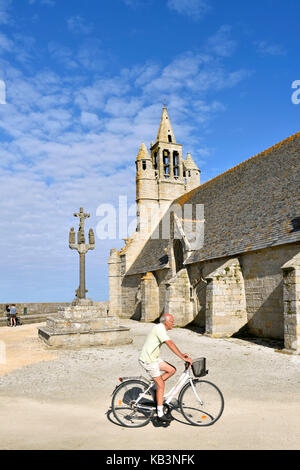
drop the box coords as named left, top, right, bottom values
left=191, top=357, right=207, bottom=377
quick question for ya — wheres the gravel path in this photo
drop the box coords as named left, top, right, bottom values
left=0, top=320, right=299, bottom=450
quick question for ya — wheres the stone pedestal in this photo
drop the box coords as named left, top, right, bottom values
left=38, top=301, right=132, bottom=349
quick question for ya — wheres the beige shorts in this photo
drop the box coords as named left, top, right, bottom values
left=139, top=358, right=164, bottom=378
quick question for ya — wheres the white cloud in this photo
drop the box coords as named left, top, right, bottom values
left=0, top=0, right=11, bottom=24
left=0, top=27, right=250, bottom=301
left=0, top=32, right=14, bottom=52
left=206, top=25, right=237, bottom=57
left=29, top=0, right=56, bottom=6
left=122, top=0, right=150, bottom=7
left=80, top=111, right=102, bottom=129
left=167, top=0, right=210, bottom=19
left=67, top=15, right=93, bottom=35
left=255, top=40, right=286, bottom=56
left=48, top=39, right=107, bottom=71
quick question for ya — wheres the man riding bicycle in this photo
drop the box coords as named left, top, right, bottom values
left=139, top=313, right=193, bottom=424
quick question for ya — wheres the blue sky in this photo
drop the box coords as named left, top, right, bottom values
left=0, top=0, right=299, bottom=302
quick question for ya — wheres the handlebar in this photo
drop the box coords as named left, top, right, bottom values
left=184, top=361, right=191, bottom=370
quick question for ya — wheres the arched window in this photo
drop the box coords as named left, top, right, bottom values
left=142, top=161, right=147, bottom=170
left=168, top=134, right=172, bottom=143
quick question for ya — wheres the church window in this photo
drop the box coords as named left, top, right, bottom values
left=168, top=134, right=172, bottom=143
left=142, top=161, right=147, bottom=170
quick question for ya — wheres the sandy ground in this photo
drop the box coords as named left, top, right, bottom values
left=0, top=320, right=299, bottom=450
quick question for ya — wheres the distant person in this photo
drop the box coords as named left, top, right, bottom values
left=9, top=304, right=17, bottom=327
left=5, top=304, right=10, bottom=325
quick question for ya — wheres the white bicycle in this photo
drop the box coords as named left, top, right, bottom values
left=111, top=357, right=224, bottom=427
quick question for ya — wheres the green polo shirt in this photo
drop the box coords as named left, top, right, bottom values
left=139, top=323, right=170, bottom=363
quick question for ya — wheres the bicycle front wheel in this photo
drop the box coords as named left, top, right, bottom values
left=112, top=379, right=155, bottom=428
left=179, top=380, right=224, bottom=426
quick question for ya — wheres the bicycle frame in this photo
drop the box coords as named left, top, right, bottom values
left=134, top=365, right=203, bottom=410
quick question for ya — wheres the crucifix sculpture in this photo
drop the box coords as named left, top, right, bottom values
left=69, top=207, right=95, bottom=300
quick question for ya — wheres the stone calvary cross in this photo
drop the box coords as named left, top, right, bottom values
left=69, top=207, right=95, bottom=301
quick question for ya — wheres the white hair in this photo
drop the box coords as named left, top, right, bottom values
left=160, top=313, right=173, bottom=323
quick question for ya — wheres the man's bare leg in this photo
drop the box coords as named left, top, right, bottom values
left=153, top=362, right=176, bottom=422
left=159, top=361, right=176, bottom=382
left=153, top=376, right=164, bottom=407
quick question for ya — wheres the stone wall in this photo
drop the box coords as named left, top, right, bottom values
left=282, top=253, right=300, bottom=353
left=108, top=248, right=122, bottom=317
left=188, top=259, right=230, bottom=329
left=140, top=272, right=159, bottom=322
left=0, top=301, right=109, bottom=316
left=0, top=302, right=109, bottom=328
left=241, top=244, right=300, bottom=339
left=0, top=302, right=71, bottom=316
left=165, top=268, right=194, bottom=327
left=187, top=243, right=300, bottom=340
left=204, top=258, right=247, bottom=338
left=156, top=269, right=170, bottom=317
left=114, top=239, right=300, bottom=343
left=121, top=274, right=143, bottom=319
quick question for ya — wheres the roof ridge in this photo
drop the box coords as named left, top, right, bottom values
left=177, top=130, right=300, bottom=205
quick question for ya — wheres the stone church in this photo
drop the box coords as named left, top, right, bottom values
left=108, top=107, right=300, bottom=354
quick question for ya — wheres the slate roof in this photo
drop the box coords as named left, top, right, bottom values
left=126, top=131, right=300, bottom=275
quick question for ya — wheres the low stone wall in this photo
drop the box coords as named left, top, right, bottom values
left=0, top=303, right=71, bottom=317
left=0, top=302, right=109, bottom=327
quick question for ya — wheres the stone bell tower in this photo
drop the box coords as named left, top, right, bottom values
left=135, top=106, right=201, bottom=236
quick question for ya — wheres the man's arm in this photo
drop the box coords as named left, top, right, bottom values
left=165, top=340, right=192, bottom=364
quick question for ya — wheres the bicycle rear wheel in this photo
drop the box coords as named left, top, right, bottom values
left=112, top=379, right=155, bottom=428
left=179, top=379, right=224, bottom=426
